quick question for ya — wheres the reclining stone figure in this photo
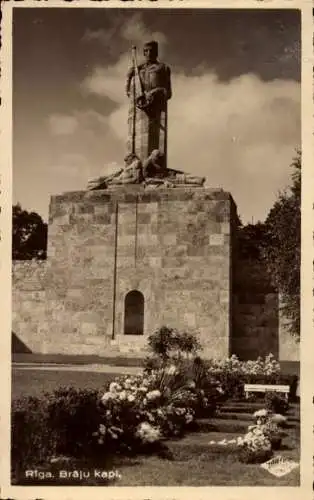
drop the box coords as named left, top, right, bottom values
left=142, top=149, right=205, bottom=187
left=87, top=149, right=205, bottom=190
left=87, top=154, right=143, bottom=190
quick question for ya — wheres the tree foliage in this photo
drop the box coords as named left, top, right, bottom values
left=12, top=204, right=47, bottom=260
left=236, top=222, right=268, bottom=261
left=261, top=150, right=301, bottom=338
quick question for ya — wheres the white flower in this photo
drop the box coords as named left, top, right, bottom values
left=187, top=380, right=196, bottom=389
left=119, top=390, right=127, bottom=400
left=253, top=409, right=268, bottom=418
left=185, top=413, right=193, bottom=424
left=271, top=413, right=287, bottom=425
left=123, top=378, right=132, bottom=389
left=101, top=392, right=112, bottom=403
left=138, top=386, right=148, bottom=393
left=166, top=365, right=177, bottom=375
left=254, top=428, right=263, bottom=436
left=109, top=382, right=122, bottom=393
left=218, top=439, right=227, bottom=445
left=146, top=390, right=161, bottom=401
left=127, top=394, right=135, bottom=403
left=99, top=424, right=106, bottom=436
left=108, top=429, right=118, bottom=439
left=136, top=422, right=161, bottom=443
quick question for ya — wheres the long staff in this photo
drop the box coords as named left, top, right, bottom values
left=131, top=46, right=137, bottom=155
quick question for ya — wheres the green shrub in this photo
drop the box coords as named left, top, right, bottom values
left=145, top=356, right=222, bottom=417
left=11, top=396, right=52, bottom=475
left=11, top=387, right=107, bottom=479
left=45, top=386, right=104, bottom=458
left=147, top=326, right=202, bottom=361
left=264, top=392, right=289, bottom=414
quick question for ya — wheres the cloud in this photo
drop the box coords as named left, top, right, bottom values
left=81, top=66, right=300, bottom=222
left=79, top=15, right=300, bottom=223
left=120, top=12, right=167, bottom=49
left=53, top=153, right=91, bottom=179
left=48, top=110, right=108, bottom=137
left=81, top=13, right=167, bottom=104
left=81, top=56, right=129, bottom=104
left=48, top=114, right=79, bottom=135
left=82, top=12, right=167, bottom=60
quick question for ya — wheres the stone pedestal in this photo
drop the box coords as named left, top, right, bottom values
left=39, top=186, right=237, bottom=358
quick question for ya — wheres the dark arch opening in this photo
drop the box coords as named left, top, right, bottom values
left=124, top=290, right=144, bottom=335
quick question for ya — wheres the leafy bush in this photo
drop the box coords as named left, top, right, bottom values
left=147, top=326, right=202, bottom=362
left=264, top=392, right=289, bottom=414
left=95, top=369, right=201, bottom=451
left=11, top=396, right=51, bottom=475
left=45, top=387, right=104, bottom=458
left=237, top=410, right=286, bottom=464
left=11, top=387, right=108, bottom=478
left=145, top=356, right=223, bottom=417
left=237, top=424, right=273, bottom=464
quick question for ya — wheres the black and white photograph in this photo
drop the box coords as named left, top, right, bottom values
left=1, top=1, right=313, bottom=495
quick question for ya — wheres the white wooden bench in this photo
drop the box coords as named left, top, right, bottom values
left=244, top=383, right=290, bottom=400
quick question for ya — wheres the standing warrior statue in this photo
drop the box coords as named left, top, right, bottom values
left=126, top=41, right=172, bottom=167
left=86, top=40, right=205, bottom=190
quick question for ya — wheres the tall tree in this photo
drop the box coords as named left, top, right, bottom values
left=262, top=150, right=301, bottom=338
left=12, top=204, right=47, bottom=260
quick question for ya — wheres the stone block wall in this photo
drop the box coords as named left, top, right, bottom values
left=12, top=186, right=299, bottom=362
left=12, top=261, right=47, bottom=353
left=232, top=256, right=299, bottom=362
left=232, top=292, right=279, bottom=359
left=42, top=186, right=234, bottom=357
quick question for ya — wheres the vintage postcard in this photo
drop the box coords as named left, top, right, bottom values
left=0, top=1, right=313, bottom=499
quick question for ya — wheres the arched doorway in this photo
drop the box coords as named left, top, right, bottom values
left=124, top=290, right=144, bottom=335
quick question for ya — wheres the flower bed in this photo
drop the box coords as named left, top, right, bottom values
left=11, top=364, right=221, bottom=477
left=236, top=407, right=287, bottom=463
left=93, top=366, right=220, bottom=453
left=11, top=340, right=297, bottom=484
left=204, top=354, right=297, bottom=400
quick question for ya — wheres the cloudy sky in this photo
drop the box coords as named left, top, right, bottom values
left=13, top=8, right=301, bottom=223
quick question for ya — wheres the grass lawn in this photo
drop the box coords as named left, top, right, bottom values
left=11, top=367, right=300, bottom=486
left=12, top=368, right=116, bottom=399
left=115, top=449, right=300, bottom=486
left=115, top=402, right=300, bottom=486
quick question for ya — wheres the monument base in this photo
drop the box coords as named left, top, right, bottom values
left=13, top=187, right=237, bottom=359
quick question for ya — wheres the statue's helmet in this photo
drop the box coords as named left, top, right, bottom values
left=143, top=40, right=158, bottom=58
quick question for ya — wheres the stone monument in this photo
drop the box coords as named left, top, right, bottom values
left=12, top=40, right=239, bottom=360
left=88, top=41, right=205, bottom=191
